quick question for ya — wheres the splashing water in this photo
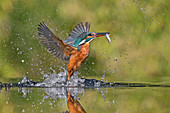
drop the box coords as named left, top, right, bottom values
left=1, top=72, right=170, bottom=89
left=5, top=68, right=168, bottom=88
left=40, top=70, right=85, bottom=87
left=15, top=70, right=108, bottom=88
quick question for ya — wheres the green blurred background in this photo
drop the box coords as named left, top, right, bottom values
left=0, top=0, right=170, bottom=83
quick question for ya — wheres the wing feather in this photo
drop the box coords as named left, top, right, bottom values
left=64, top=22, right=91, bottom=46
left=38, top=22, right=76, bottom=61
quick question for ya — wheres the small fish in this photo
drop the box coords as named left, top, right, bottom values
left=106, top=33, right=111, bottom=43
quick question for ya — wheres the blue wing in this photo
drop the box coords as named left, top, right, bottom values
left=64, top=22, right=90, bottom=47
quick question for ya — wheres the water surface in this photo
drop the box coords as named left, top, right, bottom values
left=0, top=86, right=170, bottom=113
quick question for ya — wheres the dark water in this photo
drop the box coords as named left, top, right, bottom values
left=0, top=73, right=170, bottom=113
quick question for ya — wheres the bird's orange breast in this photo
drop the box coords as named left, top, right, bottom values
left=78, top=43, right=90, bottom=61
left=67, top=43, right=90, bottom=79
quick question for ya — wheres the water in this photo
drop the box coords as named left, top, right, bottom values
left=1, top=72, right=170, bottom=113
left=1, top=71, right=169, bottom=89
left=1, top=71, right=109, bottom=88
left=0, top=87, right=170, bottom=113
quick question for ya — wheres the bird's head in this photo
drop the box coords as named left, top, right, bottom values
left=64, top=22, right=111, bottom=48
left=76, top=32, right=110, bottom=46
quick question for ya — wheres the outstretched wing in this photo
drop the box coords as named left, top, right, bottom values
left=38, top=22, right=76, bottom=61
left=64, top=22, right=90, bottom=46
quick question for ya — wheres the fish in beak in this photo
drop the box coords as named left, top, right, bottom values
left=96, top=32, right=111, bottom=43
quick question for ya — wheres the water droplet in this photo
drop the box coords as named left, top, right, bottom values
left=43, top=74, right=48, bottom=78
left=113, top=100, right=115, bottom=103
left=22, top=109, right=25, bottom=112
left=43, top=95, right=48, bottom=99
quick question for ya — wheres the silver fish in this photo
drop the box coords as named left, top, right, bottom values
left=106, top=33, right=111, bottom=43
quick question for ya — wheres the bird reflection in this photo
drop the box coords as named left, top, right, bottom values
left=18, top=87, right=87, bottom=113
left=67, top=91, right=86, bottom=113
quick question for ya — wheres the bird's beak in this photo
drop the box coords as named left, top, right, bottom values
left=96, top=32, right=110, bottom=37
left=96, top=32, right=111, bottom=43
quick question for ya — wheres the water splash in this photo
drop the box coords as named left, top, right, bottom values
left=1, top=71, right=169, bottom=89
left=41, top=71, right=67, bottom=87
left=17, top=70, right=108, bottom=88
left=39, top=70, right=85, bottom=87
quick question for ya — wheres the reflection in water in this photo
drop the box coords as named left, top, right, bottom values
left=1, top=86, right=170, bottom=113
left=18, top=87, right=88, bottom=112
left=18, top=88, right=32, bottom=97
left=44, top=88, right=86, bottom=113
left=2, top=75, right=170, bottom=112
left=67, top=90, right=86, bottom=113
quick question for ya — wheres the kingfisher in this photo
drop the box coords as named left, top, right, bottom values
left=38, top=22, right=110, bottom=81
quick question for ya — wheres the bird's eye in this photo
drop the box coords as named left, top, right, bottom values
left=88, top=33, right=93, bottom=36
